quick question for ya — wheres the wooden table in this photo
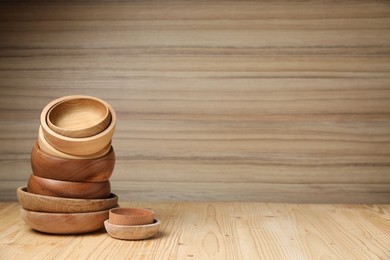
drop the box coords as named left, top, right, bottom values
left=1, top=202, right=389, bottom=259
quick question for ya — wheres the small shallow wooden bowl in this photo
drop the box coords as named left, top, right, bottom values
left=38, top=126, right=112, bottom=160
left=17, top=187, right=119, bottom=213
left=21, top=207, right=110, bottom=234
left=27, top=174, right=111, bottom=199
left=47, top=97, right=111, bottom=138
left=109, top=208, right=155, bottom=225
left=104, top=219, right=160, bottom=240
left=31, top=142, right=115, bottom=182
left=41, top=95, right=116, bottom=156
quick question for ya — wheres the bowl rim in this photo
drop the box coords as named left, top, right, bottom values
left=47, top=97, right=111, bottom=136
left=20, top=204, right=113, bottom=216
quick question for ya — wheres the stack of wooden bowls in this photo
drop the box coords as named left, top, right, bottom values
left=17, top=95, right=119, bottom=234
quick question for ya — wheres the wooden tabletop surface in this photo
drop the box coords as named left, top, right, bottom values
left=1, top=202, right=389, bottom=259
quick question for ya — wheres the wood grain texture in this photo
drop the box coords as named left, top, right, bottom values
left=104, top=219, right=161, bottom=240
left=0, top=1, right=390, bottom=202
left=1, top=202, right=389, bottom=259
left=20, top=207, right=110, bottom=235
left=17, top=186, right=119, bottom=213
left=27, top=174, right=111, bottom=199
left=47, top=96, right=111, bottom=138
left=31, top=142, right=115, bottom=182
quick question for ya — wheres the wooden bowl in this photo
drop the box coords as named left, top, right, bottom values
left=17, top=187, right=118, bottom=213
left=21, top=207, right=110, bottom=234
left=109, top=208, right=154, bottom=225
left=47, top=96, right=111, bottom=138
left=27, top=174, right=111, bottom=199
left=31, top=142, right=115, bottom=182
left=104, top=219, right=160, bottom=240
left=38, top=126, right=112, bottom=160
left=41, top=95, right=116, bottom=156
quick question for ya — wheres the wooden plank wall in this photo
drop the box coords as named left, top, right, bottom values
left=0, top=1, right=389, bottom=203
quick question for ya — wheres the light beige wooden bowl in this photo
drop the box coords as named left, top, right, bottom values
left=104, top=219, right=160, bottom=240
left=21, top=207, right=110, bottom=234
left=41, top=95, right=116, bottom=156
left=17, top=187, right=118, bottom=213
left=38, top=126, right=112, bottom=160
left=47, top=97, right=111, bottom=138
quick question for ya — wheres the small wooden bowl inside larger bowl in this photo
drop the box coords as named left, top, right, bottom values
left=47, top=97, right=111, bottom=138
left=38, top=126, right=112, bottom=160
left=17, top=187, right=118, bottom=213
left=109, top=208, right=155, bottom=225
left=21, top=207, right=111, bottom=234
left=31, top=142, right=115, bottom=182
left=104, top=219, right=160, bottom=240
left=41, top=95, right=116, bottom=156
left=27, top=174, right=111, bottom=199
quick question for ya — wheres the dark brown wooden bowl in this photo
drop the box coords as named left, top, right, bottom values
left=31, top=142, right=115, bottom=182
left=27, top=174, right=111, bottom=199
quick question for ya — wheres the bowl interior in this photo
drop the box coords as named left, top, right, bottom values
left=48, top=98, right=109, bottom=131
left=109, top=208, right=155, bottom=225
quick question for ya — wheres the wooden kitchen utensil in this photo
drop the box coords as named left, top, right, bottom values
left=27, top=174, right=111, bottom=199
left=31, top=142, right=115, bottom=182
left=40, top=95, right=116, bottom=156
left=38, top=126, right=112, bottom=160
left=21, top=207, right=111, bottom=234
left=47, top=96, right=111, bottom=138
left=109, top=208, right=155, bottom=225
left=104, top=219, right=160, bottom=240
left=17, top=187, right=118, bottom=213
